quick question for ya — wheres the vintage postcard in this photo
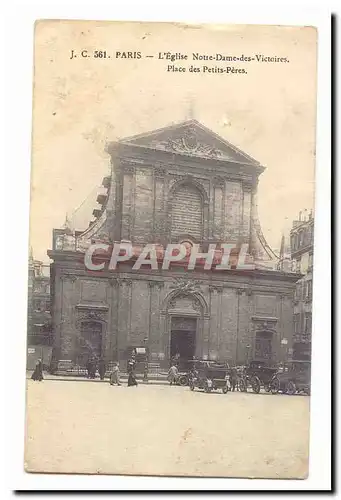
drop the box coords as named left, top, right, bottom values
left=25, top=20, right=317, bottom=479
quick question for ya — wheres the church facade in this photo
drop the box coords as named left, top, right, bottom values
left=48, top=120, right=300, bottom=371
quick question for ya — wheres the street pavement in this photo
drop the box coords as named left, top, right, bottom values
left=24, top=379, right=310, bottom=479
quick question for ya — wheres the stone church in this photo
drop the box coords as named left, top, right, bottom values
left=48, top=119, right=299, bottom=371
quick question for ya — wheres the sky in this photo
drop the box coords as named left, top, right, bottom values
left=30, top=21, right=317, bottom=262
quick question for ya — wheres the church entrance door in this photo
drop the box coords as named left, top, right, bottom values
left=77, top=320, right=103, bottom=367
left=254, top=331, right=273, bottom=362
left=170, top=316, right=197, bottom=371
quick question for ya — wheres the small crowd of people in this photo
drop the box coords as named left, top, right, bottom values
left=85, top=354, right=140, bottom=387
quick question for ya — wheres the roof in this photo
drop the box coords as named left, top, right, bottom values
left=108, top=119, right=263, bottom=169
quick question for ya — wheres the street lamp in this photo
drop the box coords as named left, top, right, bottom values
left=245, top=344, right=251, bottom=364
left=281, top=338, right=288, bottom=362
left=143, top=337, right=149, bottom=382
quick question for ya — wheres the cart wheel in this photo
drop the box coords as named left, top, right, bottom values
left=250, top=376, right=261, bottom=394
left=270, top=377, right=280, bottom=394
left=179, top=375, right=188, bottom=386
left=239, top=378, right=247, bottom=392
left=222, top=385, right=228, bottom=394
left=286, top=381, right=296, bottom=395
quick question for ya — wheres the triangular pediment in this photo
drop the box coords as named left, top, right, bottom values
left=119, top=119, right=260, bottom=166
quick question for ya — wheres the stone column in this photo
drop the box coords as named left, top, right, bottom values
left=241, top=181, right=252, bottom=244
left=202, top=316, right=210, bottom=359
left=153, top=166, right=166, bottom=242
left=108, top=278, right=120, bottom=361
left=236, top=288, right=253, bottom=364
left=148, top=281, right=164, bottom=360
left=121, top=165, right=135, bottom=240
left=208, top=285, right=222, bottom=359
left=117, top=278, right=132, bottom=361
left=213, top=178, right=225, bottom=240
left=159, top=311, right=169, bottom=368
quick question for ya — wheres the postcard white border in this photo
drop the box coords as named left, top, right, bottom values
left=2, top=0, right=333, bottom=493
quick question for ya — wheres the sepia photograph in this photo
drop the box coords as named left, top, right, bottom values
left=24, top=19, right=318, bottom=480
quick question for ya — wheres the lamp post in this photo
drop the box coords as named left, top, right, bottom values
left=245, top=344, right=251, bottom=364
left=143, top=337, right=149, bottom=383
left=281, top=338, right=288, bottom=362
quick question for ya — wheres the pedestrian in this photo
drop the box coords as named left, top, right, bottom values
left=127, top=371, right=138, bottom=387
left=110, top=363, right=121, bottom=386
left=98, top=357, right=106, bottom=380
left=127, top=353, right=136, bottom=374
left=229, top=367, right=238, bottom=392
left=31, top=359, right=44, bottom=381
left=89, top=357, right=96, bottom=379
left=86, top=358, right=91, bottom=379
left=167, top=363, right=178, bottom=385
left=143, top=361, right=149, bottom=383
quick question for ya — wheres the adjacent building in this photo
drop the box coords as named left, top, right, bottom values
left=47, top=119, right=300, bottom=372
left=290, top=212, right=314, bottom=361
left=27, top=254, right=53, bottom=368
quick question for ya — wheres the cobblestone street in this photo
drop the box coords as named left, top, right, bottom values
left=25, top=380, right=310, bottom=479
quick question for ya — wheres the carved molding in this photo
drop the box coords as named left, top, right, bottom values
left=165, top=127, right=222, bottom=158
left=213, top=176, right=225, bottom=188
left=121, top=278, right=133, bottom=286
left=209, top=284, right=223, bottom=294
left=121, top=164, right=135, bottom=175
left=168, top=294, right=201, bottom=312
left=252, top=316, right=278, bottom=333
left=148, top=281, right=164, bottom=289
left=77, top=309, right=107, bottom=322
left=154, top=165, right=166, bottom=178
left=61, top=274, right=77, bottom=283
left=242, top=181, right=253, bottom=192
left=170, top=277, right=202, bottom=294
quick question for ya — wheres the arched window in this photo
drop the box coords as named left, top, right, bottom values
left=170, top=183, right=203, bottom=240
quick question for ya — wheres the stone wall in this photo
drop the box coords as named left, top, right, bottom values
left=52, top=262, right=296, bottom=370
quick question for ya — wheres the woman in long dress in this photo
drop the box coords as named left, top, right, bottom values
left=127, top=372, right=138, bottom=386
left=31, top=359, right=44, bottom=381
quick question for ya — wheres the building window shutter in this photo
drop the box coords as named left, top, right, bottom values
left=171, top=184, right=203, bottom=240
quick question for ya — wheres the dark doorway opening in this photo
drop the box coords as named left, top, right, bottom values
left=170, top=316, right=197, bottom=371
left=254, top=331, right=273, bottom=362
left=77, top=320, right=103, bottom=367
